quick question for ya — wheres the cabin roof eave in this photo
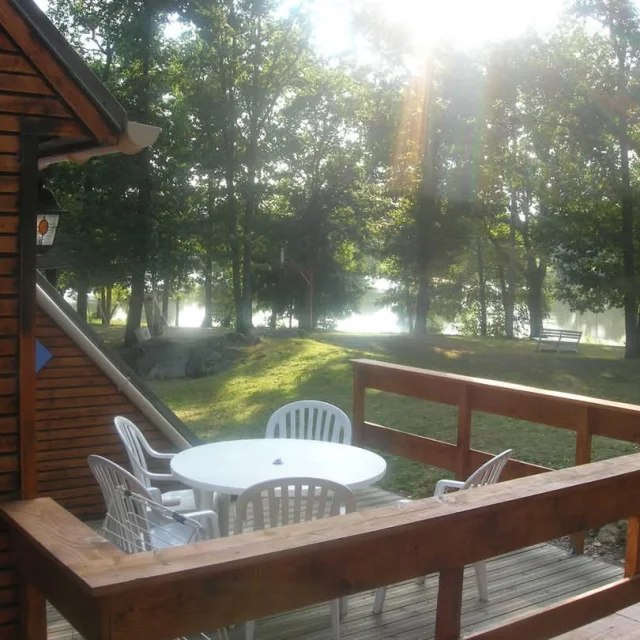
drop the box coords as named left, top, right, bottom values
left=9, top=0, right=128, bottom=138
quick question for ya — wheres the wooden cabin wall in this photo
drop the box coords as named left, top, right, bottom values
left=0, top=23, right=118, bottom=636
left=0, top=128, right=19, bottom=640
left=35, top=309, right=178, bottom=519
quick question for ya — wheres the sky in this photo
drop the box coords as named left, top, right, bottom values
left=34, top=0, right=566, bottom=54
left=313, top=0, right=566, bottom=57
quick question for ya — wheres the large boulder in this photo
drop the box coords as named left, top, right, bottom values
left=120, top=332, right=254, bottom=379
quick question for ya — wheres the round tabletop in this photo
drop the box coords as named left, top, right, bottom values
left=170, top=438, right=387, bottom=495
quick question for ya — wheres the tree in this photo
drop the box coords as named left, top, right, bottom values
left=533, top=2, right=640, bottom=356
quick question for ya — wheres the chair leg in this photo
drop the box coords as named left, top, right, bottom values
left=339, top=596, right=348, bottom=618
left=245, top=620, right=256, bottom=640
left=330, top=599, right=341, bottom=640
left=372, top=587, right=387, bottom=614
left=415, top=575, right=426, bottom=586
left=474, top=561, right=488, bottom=602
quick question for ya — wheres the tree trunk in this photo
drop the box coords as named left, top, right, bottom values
left=298, top=272, right=314, bottom=331
left=505, top=190, right=518, bottom=339
left=498, top=265, right=508, bottom=335
left=526, top=257, right=546, bottom=338
left=617, top=48, right=639, bottom=357
left=201, top=263, right=213, bottom=328
left=405, top=287, right=414, bottom=333
left=76, top=282, right=89, bottom=323
left=269, top=308, right=277, bottom=329
left=239, top=0, right=263, bottom=335
left=175, top=298, right=180, bottom=327
left=99, top=286, right=113, bottom=326
left=106, top=285, right=113, bottom=324
left=99, top=287, right=108, bottom=325
left=162, top=279, right=170, bottom=324
left=220, top=0, right=242, bottom=333
left=414, top=275, right=430, bottom=335
left=476, top=237, right=487, bottom=337
left=124, top=0, right=153, bottom=348
left=413, top=56, right=437, bottom=338
left=202, top=172, right=215, bottom=328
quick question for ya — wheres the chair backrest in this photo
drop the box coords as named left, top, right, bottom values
left=265, top=401, right=352, bottom=444
left=88, top=454, right=154, bottom=506
left=462, top=449, right=513, bottom=490
left=88, top=455, right=156, bottom=553
left=234, top=477, right=356, bottom=535
left=114, top=415, right=151, bottom=488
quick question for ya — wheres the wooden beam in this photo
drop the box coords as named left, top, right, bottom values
left=5, top=455, right=640, bottom=639
left=18, top=132, right=38, bottom=500
left=456, top=386, right=472, bottom=481
left=352, top=364, right=365, bottom=446
left=351, top=359, right=640, bottom=441
left=626, top=516, right=640, bottom=578
left=18, top=131, right=43, bottom=640
left=359, top=422, right=550, bottom=478
left=435, top=567, right=464, bottom=640
left=463, top=576, right=640, bottom=640
left=572, top=407, right=593, bottom=555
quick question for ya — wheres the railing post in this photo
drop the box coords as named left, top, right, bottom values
left=21, top=582, right=46, bottom=640
left=571, top=407, right=593, bottom=554
left=435, top=566, right=464, bottom=640
left=456, top=386, right=472, bottom=481
left=625, top=516, right=640, bottom=578
left=352, top=363, right=365, bottom=446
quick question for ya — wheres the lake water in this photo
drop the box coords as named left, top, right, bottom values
left=166, top=295, right=626, bottom=345
left=94, top=283, right=628, bottom=346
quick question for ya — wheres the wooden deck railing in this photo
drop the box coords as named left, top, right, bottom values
left=351, top=358, right=640, bottom=552
left=5, top=454, right=640, bottom=640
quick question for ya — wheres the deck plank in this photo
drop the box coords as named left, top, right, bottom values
left=47, top=486, right=629, bottom=640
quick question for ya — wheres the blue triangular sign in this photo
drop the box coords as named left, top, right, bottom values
left=36, top=340, right=52, bottom=373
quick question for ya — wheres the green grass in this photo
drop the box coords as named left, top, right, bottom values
left=149, top=333, right=640, bottom=498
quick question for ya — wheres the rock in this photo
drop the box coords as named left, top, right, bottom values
left=121, top=332, right=252, bottom=379
left=120, top=338, right=191, bottom=379
left=222, top=347, right=242, bottom=362
left=596, top=523, right=620, bottom=546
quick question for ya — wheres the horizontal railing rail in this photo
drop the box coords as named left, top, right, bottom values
left=351, top=358, right=640, bottom=552
left=5, top=454, right=640, bottom=640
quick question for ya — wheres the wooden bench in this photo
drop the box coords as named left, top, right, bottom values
left=536, top=327, right=582, bottom=352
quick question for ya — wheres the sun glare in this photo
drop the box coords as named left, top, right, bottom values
left=366, top=0, right=563, bottom=50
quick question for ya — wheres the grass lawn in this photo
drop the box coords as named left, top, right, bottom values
left=147, top=332, right=640, bottom=498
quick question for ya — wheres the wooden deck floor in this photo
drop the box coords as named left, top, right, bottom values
left=47, top=486, right=626, bottom=640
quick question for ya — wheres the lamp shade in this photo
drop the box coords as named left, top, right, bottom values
left=36, top=185, right=64, bottom=249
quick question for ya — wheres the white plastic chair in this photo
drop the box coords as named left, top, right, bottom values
left=372, top=449, right=513, bottom=613
left=88, top=455, right=218, bottom=540
left=114, top=415, right=197, bottom=511
left=265, top=401, right=352, bottom=444
left=234, top=477, right=357, bottom=640
left=100, top=486, right=227, bottom=640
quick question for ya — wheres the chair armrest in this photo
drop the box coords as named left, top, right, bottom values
left=148, top=486, right=162, bottom=503
left=434, top=479, right=464, bottom=498
left=148, top=450, right=175, bottom=461
left=139, top=468, right=175, bottom=484
left=186, top=510, right=220, bottom=539
left=136, top=435, right=176, bottom=461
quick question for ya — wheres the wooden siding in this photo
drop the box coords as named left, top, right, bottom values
left=0, top=19, right=121, bottom=638
left=34, top=309, right=178, bottom=518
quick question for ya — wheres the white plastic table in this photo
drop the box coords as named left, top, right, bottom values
left=170, top=438, right=387, bottom=536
